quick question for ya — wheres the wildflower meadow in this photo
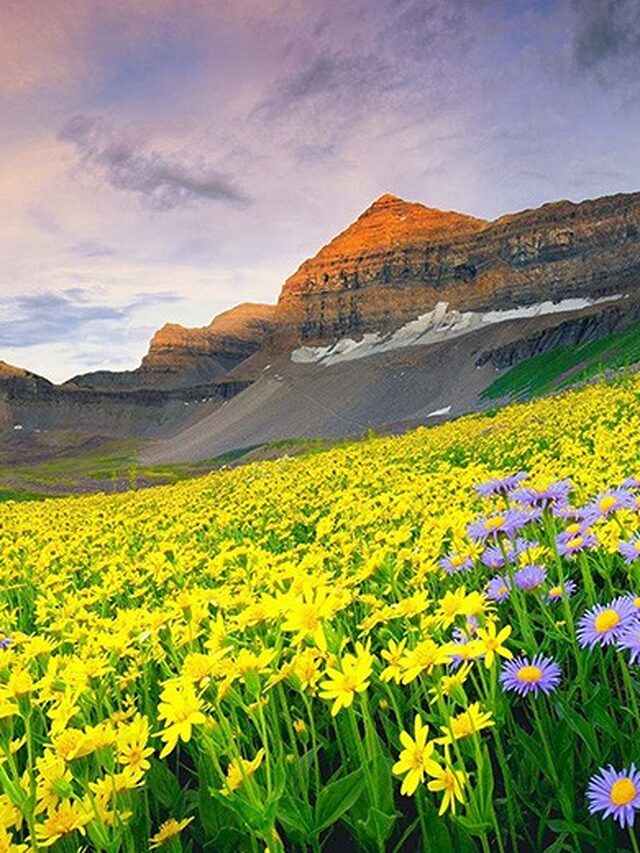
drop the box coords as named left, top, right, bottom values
left=2, top=376, right=640, bottom=851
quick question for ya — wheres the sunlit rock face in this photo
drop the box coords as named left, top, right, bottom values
left=275, top=191, right=640, bottom=346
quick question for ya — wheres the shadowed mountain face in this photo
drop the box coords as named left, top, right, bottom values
left=4, top=188, right=640, bottom=461
left=275, top=191, right=640, bottom=345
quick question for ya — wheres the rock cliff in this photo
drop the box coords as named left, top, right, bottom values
left=275, top=191, right=640, bottom=345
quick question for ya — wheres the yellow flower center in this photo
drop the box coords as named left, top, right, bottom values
left=610, top=777, right=638, bottom=806
left=566, top=522, right=581, bottom=535
left=566, top=536, right=583, bottom=549
left=497, top=586, right=508, bottom=597
left=594, top=609, right=621, bottom=634
left=484, top=516, right=506, bottom=531
left=516, top=665, right=542, bottom=683
left=549, top=585, right=562, bottom=597
left=600, top=495, right=617, bottom=512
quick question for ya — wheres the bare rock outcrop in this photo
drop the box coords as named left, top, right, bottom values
left=275, top=191, right=640, bottom=345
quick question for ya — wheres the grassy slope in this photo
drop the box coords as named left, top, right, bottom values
left=482, top=322, right=640, bottom=401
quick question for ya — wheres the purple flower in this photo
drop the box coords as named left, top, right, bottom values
left=499, top=654, right=561, bottom=697
left=514, top=537, right=540, bottom=555
left=475, top=472, right=528, bottom=498
left=622, top=477, right=640, bottom=489
left=577, top=597, right=639, bottom=649
left=439, top=553, right=473, bottom=575
left=452, top=616, right=478, bottom=642
left=619, top=537, right=640, bottom=565
left=0, top=637, right=13, bottom=650
left=467, top=509, right=532, bottom=542
left=587, top=764, right=640, bottom=828
left=546, top=580, right=577, bottom=602
left=514, top=564, right=547, bottom=591
left=556, top=528, right=597, bottom=557
left=583, top=489, right=637, bottom=523
left=480, top=545, right=513, bottom=569
left=617, top=624, right=640, bottom=664
left=486, top=575, right=512, bottom=602
left=512, top=480, right=573, bottom=510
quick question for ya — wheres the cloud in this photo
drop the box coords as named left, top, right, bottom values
left=0, top=288, right=181, bottom=348
left=59, top=114, right=249, bottom=209
left=572, top=0, right=640, bottom=70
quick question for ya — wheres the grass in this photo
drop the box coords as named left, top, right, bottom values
left=482, top=322, right=640, bottom=401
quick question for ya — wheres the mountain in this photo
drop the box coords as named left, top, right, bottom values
left=5, top=188, right=640, bottom=468
left=274, top=190, right=640, bottom=346
left=67, top=302, right=276, bottom=390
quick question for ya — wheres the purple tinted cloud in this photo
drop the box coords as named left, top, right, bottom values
left=59, top=115, right=249, bottom=210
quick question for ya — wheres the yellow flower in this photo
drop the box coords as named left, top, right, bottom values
left=6, top=670, right=33, bottom=698
left=438, top=702, right=495, bottom=744
left=150, top=816, right=194, bottom=848
left=281, top=586, right=339, bottom=648
left=222, top=748, right=265, bottom=794
left=157, top=682, right=207, bottom=758
left=0, top=826, right=28, bottom=853
left=392, top=715, right=440, bottom=796
left=34, top=800, right=92, bottom=847
left=475, top=622, right=513, bottom=669
left=400, top=639, right=453, bottom=684
left=35, top=752, right=74, bottom=815
left=319, top=643, right=373, bottom=716
left=430, top=663, right=472, bottom=702
left=427, top=762, right=466, bottom=815
left=116, top=714, right=154, bottom=772
left=435, top=587, right=469, bottom=628
left=380, top=638, right=407, bottom=684
left=0, top=794, right=22, bottom=832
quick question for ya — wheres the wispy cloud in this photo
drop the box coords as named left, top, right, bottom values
left=0, top=289, right=181, bottom=348
left=59, top=115, right=249, bottom=209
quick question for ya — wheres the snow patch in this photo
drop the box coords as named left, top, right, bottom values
left=426, top=406, right=452, bottom=418
left=291, top=296, right=623, bottom=366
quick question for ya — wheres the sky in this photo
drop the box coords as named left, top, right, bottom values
left=2, top=0, right=640, bottom=382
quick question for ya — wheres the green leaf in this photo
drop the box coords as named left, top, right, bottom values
left=555, top=700, right=599, bottom=760
left=277, top=791, right=314, bottom=842
left=146, top=757, right=182, bottom=810
left=315, top=767, right=365, bottom=832
left=357, top=807, right=398, bottom=845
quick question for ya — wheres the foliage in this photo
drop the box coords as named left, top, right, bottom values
left=0, top=379, right=640, bottom=849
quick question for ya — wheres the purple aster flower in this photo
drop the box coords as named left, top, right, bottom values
left=546, top=580, right=577, bottom=602
left=622, top=477, right=640, bottom=489
left=514, top=564, right=547, bottom=591
left=439, top=553, right=474, bottom=575
left=513, top=537, right=540, bottom=555
left=619, top=537, right=640, bottom=565
left=617, top=624, right=640, bottom=664
left=582, top=489, right=637, bottom=523
left=556, top=528, right=597, bottom=557
left=499, top=654, right=561, bottom=697
left=0, top=637, right=13, bottom=650
left=587, top=764, right=640, bottom=828
left=553, top=504, right=583, bottom=521
left=486, top=575, right=512, bottom=602
left=467, top=509, right=532, bottom=542
left=512, top=479, right=573, bottom=510
left=475, top=472, right=528, bottom=498
left=577, top=597, right=639, bottom=649
left=452, top=616, right=478, bottom=642
left=480, top=544, right=514, bottom=569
